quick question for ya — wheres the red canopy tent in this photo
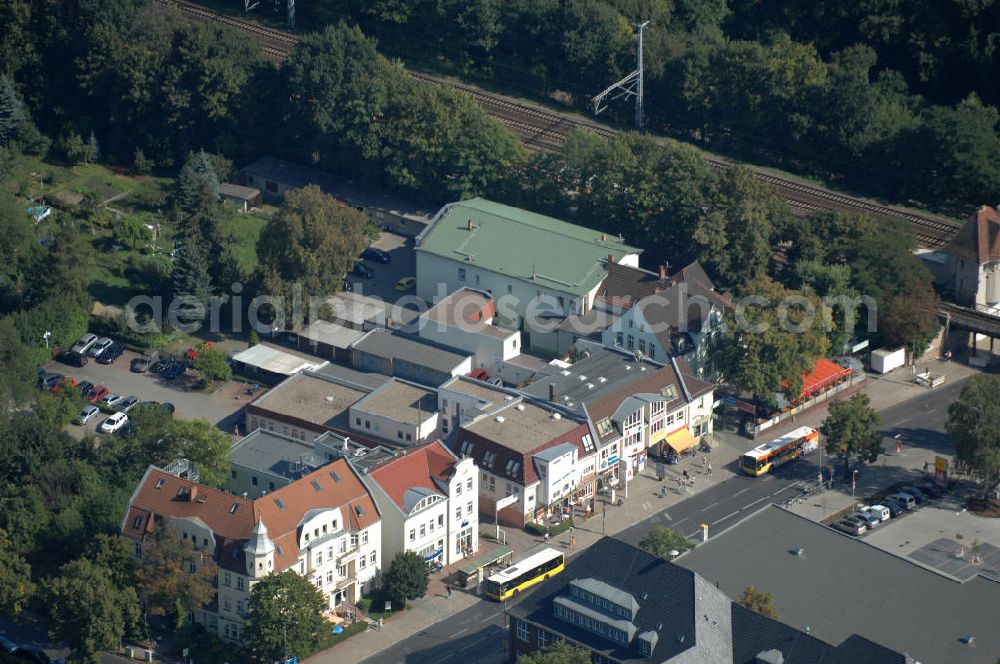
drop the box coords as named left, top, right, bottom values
left=796, top=358, right=851, bottom=400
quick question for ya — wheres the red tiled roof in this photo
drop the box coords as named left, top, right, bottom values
left=945, top=206, right=1000, bottom=265
left=122, top=459, right=379, bottom=574
left=367, top=441, right=459, bottom=514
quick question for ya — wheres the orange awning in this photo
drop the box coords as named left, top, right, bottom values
left=798, top=359, right=851, bottom=399
left=665, top=428, right=698, bottom=453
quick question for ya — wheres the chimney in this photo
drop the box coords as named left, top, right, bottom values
left=658, top=264, right=667, bottom=283
left=189, top=485, right=198, bottom=502
left=607, top=254, right=615, bottom=266
left=467, top=219, right=473, bottom=231
left=386, top=316, right=392, bottom=328
left=602, top=233, right=608, bottom=242
left=549, top=383, right=557, bottom=403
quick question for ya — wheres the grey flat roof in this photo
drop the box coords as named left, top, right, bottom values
left=463, top=399, right=581, bottom=452
left=219, top=183, right=260, bottom=199
left=534, top=442, right=578, bottom=462
left=310, top=364, right=391, bottom=390
left=352, top=379, right=437, bottom=423
left=521, top=344, right=664, bottom=405
left=230, top=429, right=320, bottom=479
left=677, top=505, right=1000, bottom=664
left=250, top=371, right=372, bottom=429
left=352, top=328, right=469, bottom=374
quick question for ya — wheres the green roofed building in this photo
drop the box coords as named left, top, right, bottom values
left=415, top=198, right=641, bottom=338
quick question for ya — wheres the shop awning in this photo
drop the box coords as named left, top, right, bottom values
left=424, top=549, right=443, bottom=562
left=796, top=358, right=851, bottom=400
left=665, top=428, right=698, bottom=453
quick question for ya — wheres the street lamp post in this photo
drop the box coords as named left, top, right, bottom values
left=42, top=331, right=50, bottom=350
left=852, top=469, right=859, bottom=510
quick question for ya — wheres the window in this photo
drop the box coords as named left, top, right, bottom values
left=369, top=551, right=376, bottom=564
left=628, top=319, right=634, bottom=328
left=466, top=501, right=473, bottom=515
left=230, top=470, right=237, bottom=480
left=488, top=476, right=496, bottom=491
left=355, top=416, right=361, bottom=426
left=638, top=338, right=646, bottom=354
left=134, top=541, right=142, bottom=558
left=516, top=620, right=529, bottom=642
left=557, top=296, right=565, bottom=309
left=507, top=284, right=512, bottom=294
left=223, top=572, right=232, bottom=587
left=475, top=274, right=481, bottom=285
left=351, top=534, right=359, bottom=548
left=438, top=515, right=444, bottom=527
left=429, top=520, right=435, bottom=533
left=359, top=556, right=367, bottom=569
left=466, top=478, right=473, bottom=491
left=420, top=525, right=426, bottom=537
left=397, top=431, right=403, bottom=439
left=458, top=268, right=466, bottom=281
left=455, top=506, right=461, bottom=519
left=339, top=539, right=347, bottom=553
left=615, top=332, right=623, bottom=346
left=237, top=577, right=244, bottom=591
left=337, top=564, right=347, bottom=578
left=223, top=598, right=231, bottom=613
left=649, top=343, right=656, bottom=358
left=506, top=482, right=514, bottom=497
left=237, top=601, right=244, bottom=615
left=405, top=433, right=412, bottom=441
left=316, top=551, right=323, bottom=565
left=326, top=571, right=334, bottom=584
left=538, top=630, right=550, bottom=648
left=456, top=482, right=462, bottom=496
left=364, top=420, right=371, bottom=429
left=362, top=530, right=369, bottom=545
left=189, top=562, right=196, bottom=573
left=627, top=335, right=634, bottom=350
left=409, top=529, right=416, bottom=541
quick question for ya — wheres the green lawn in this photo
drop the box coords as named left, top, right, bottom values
left=222, top=210, right=268, bottom=274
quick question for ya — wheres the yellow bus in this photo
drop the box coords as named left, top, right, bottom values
left=484, top=547, right=565, bottom=601
left=739, top=426, right=820, bottom=477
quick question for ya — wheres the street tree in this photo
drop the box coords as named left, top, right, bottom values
left=520, top=640, right=593, bottom=664
left=190, top=342, right=232, bottom=383
left=715, top=277, right=829, bottom=411
left=0, top=528, right=34, bottom=618
left=739, top=586, right=779, bottom=620
left=946, top=375, right=1000, bottom=485
left=638, top=525, right=695, bottom=559
left=382, top=550, right=429, bottom=608
left=821, top=393, right=881, bottom=477
left=176, top=150, right=221, bottom=215
left=256, top=185, right=368, bottom=322
left=244, top=571, right=327, bottom=663
left=134, top=527, right=218, bottom=628
left=46, top=558, right=140, bottom=664
left=879, top=281, right=940, bottom=359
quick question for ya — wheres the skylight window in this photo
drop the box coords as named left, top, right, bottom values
left=355, top=505, right=365, bottom=517
left=311, top=479, right=322, bottom=492
left=275, top=544, right=284, bottom=557
left=330, top=470, right=341, bottom=482
left=154, top=478, right=165, bottom=490
left=274, top=498, right=285, bottom=509
left=229, top=503, right=240, bottom=514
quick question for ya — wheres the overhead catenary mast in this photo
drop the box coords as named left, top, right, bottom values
left=590, top=21, right=651, bottom=131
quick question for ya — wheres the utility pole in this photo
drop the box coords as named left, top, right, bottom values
left=590, top=21, right=651, bottom=131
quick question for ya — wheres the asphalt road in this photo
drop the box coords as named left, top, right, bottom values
left=360, top=377, right=968, bottom=664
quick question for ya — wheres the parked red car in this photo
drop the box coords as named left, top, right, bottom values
left=467, top=368, right=489, bottom=382
left=85, top=384, right=109, bottom=403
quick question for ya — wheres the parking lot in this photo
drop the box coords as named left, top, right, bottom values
left=863, top=500, right=1000, bottom=581
left=46, top=348, right=246, bottom=436
left=346, top=231, right=418, bottom=305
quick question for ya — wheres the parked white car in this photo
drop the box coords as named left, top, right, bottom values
left=73, top=405, right=100, bottom=425
left=98, top=412, right=129, bottom=434
left=100, top=393, right=123, bottom=407
left=861, top=505, right=891, bottom=524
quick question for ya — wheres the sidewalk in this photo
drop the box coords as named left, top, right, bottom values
left=317, top=358, right=980, bottom=663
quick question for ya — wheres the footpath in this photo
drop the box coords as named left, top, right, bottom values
left=317, top=358, right=980, bottom=663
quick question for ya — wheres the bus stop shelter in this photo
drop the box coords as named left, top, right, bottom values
left=456, top=544, right=513, bottom=591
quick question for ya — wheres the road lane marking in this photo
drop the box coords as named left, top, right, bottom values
left=713, top=511, right=739, bottom=525
left=761, top=475, right=775, bottom=482
left=704, top=501, right=720, bottom=510
left=672, top=517, right=688, bottom=527
left=451, top=627, right=470, bottom=637
left=734, top=488, right=749, bottom=497
left=744, top=495, right=770, bottom=510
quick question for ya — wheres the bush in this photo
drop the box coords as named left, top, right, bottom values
left=525, top=517, right=574, bottom=537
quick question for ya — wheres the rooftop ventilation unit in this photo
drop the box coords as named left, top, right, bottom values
left=625, top=365, right=632, bottom=371
left=325, top=395, right=335, bottom=402
left=515, top=404, right=525, bottom=411
left=586, top=383, right=594, bottom=390
left=552, top=412, right=562, bottom=420
left=577, top=374, right=587, bottom=381
left=598, top=376, right=607, bottom=383
left=792, top=548, right=805, bottom=556
left=496, top=416, right=505, bottom=423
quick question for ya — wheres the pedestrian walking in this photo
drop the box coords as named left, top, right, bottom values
left=544, top=529, right=549, bottom=544
left=569, top=535, right=576, bottom=549
left=446, top=584, right=452, bottom=598
left=682, top=469, right=690, bottom=482
left=706, top=462, right=712, bottom=476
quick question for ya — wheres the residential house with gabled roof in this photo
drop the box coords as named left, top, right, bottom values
left=121, top=459, right=381, bottom=644
left=523, top=342, right=716, bottom=497
left=936, top=205, right=1000, bottom=310
left=324, top=438, right=479, bottom=568
left=450, top=393, right=595, bottom=527
left=414, top=198, right=641, bottom=347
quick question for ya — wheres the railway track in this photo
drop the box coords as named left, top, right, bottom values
left=156, top=0, right=964, bottom=249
